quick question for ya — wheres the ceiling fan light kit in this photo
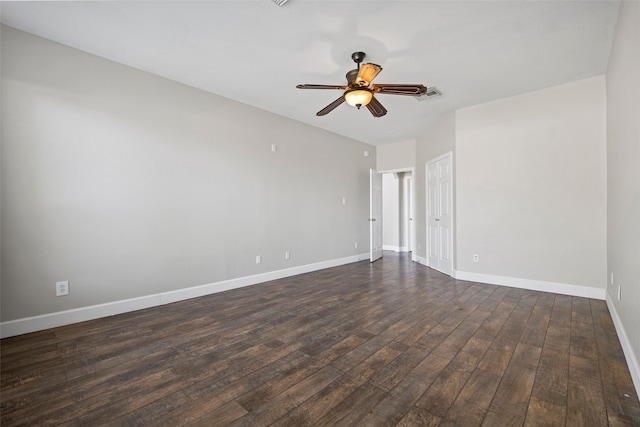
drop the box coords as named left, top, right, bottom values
left=344, top=88, right=373, bottom=109
left=296, top=51, right=428, bottom=117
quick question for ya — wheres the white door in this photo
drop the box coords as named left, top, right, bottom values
left=370, top=169, right=383, bottom=262
left=426, top=153, right=453, bottom=275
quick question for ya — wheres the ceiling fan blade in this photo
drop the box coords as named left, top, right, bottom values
left=366, top=96, right=387, bottom=118
left=316, top=96, right=346, bottom=116
left=371, top=84, right=427, bottom=96
left=297, top=84, right=348, bottom=90
left=356, top=63, right=382, bottom=86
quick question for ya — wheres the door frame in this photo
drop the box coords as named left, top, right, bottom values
left=379, top=167, right=417, bottom=262
left=370, top=169, right=383, bottom=262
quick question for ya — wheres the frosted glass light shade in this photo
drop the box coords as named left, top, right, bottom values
left=345, top=89, right=373, bottom=108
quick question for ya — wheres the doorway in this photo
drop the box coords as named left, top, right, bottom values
left=381, top=168, right=415, bottom=260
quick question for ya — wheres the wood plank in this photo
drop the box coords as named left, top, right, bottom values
left=270, top=343, right=404, bottom=426
left=476, top=314, right=529, bottom=377
left=590, top=300, right=640, bottom=425
left=567, top=354, right=608, bottom=426
left=481, top=343, right=542, bottom=426
left=147, top=350, right=310, bottom=426
left=228, top=364, right=343, bottom=426
left=414, top=337, right=491, bottom=419
left=314, top=382, right=389, bottom=426
left=438, top=368, right=502, bottom=427
left=524, top=294, right=571, bottom=426
left=359, top=352, right=451, bottom=425
left=397, top=407, right=442, bottom=427
left=566, top=297, right=608, bottom=426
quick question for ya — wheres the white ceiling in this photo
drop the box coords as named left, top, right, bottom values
left=0, top=1, right=620, bottom=146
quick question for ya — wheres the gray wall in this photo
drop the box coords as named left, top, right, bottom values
left=455, top=76, right=607, bottom=289
left=414, top=113, right=456, bottom=261
left=606, top=0, right=640, bottom=376
left=376, top=140, right=415, bottom=171
left=1, top=26, right=375, bottom=322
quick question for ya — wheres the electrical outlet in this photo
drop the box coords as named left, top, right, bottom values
left=271, top=144, right=277, bottom=152
left=473, top=254, right=479, bottom=262
left=285, top=251, right=290, bottom=260
left=618, top=285, right=621, bottom=301
left=611, top=272, right=614, bottom=285
left=354, top=242, right=358, bottom=249
left=342, top=197, right=347, bottom=205
left=56, top=281, right=69, bottom=297
left=255, top=255, right=261, bottom=264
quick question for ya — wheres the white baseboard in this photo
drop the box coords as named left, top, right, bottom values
left=606, top=293, right=640, bottom=396
left=0, top=253, right=369, bottom=338
left=454, top=270, right=606, bottom=300
left=414, top=255, right=427, bottom=266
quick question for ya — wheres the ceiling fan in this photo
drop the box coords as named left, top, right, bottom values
left=296, top=51, right=427, bottom=118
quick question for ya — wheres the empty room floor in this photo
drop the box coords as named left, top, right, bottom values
left=1, top=252, right=639, bottom=426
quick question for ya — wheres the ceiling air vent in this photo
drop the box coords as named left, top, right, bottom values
left=272, top=0, right=289, bottom=6
left=416, top=86, right=442, bottom=101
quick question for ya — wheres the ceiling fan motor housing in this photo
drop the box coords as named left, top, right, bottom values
left=346, top=69, right=359, bottom=85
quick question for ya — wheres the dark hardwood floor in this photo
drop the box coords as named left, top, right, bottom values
left=2, top=252, right=639, bottom=426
